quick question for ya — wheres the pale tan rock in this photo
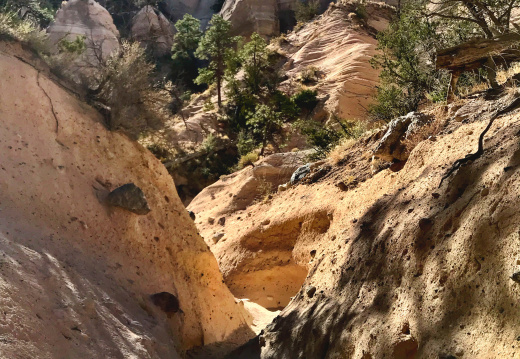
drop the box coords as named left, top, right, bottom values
left=188, top=151, right=309, bottom=219
left=217, top=92, right=520, bottom=357
left=0, top=41, right=252, bottom=358
left=221, top=0, right=280, bottom=37
left=47, top=0, right=120, bottom=66
left=131, top=6, right=175, bottom=57
left=278, top=1, right=394, bottom=121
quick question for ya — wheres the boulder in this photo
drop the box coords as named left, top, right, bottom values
left=47, top=0, right=120, bottom=66
left=373, top=112, right=430, bottom=162
left=106, top=183, right=151, bottom=215
left=131, top=6, right=174, bottom=57
left=290, top=164, right=311, bottom=185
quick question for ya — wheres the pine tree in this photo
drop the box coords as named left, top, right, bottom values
left=239, top=32, right=270, bottom=95
left=195, top=14, right=240, bottom=108
left=171, top=14, right=202, bottom=88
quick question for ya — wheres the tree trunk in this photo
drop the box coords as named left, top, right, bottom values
left=484, top=56, right=500, bottom=89
left=436, top=33, right=520, bottom=71
left=437, top=33, right=520, bottom=100
left=446, top=70, right=461, bottom=103
left=217, top=74, right=222, bottom=108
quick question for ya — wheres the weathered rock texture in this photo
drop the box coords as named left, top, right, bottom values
left=131, top=6, right=175, bottom=57
left=373, top=111, right=431, bottom=162
left=278, top=0, right=394, bottom=121
left=158, top=0, right=214, bottom=27
left=189, top=151, right=308, bottom=218
left=221, top=0, right=280, bottom=37
left=0, top=41, right=252, bottom=358
left=187, top=152, right=313, bottom=309
left=47, top=0, right=120, bottom=66
left=196, top=90, right=520, bottom=357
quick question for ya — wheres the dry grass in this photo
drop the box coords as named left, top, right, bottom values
left=458, top=63, right=520, bottom=97
left=237, top=152, right=259, bottom=169
left=328, top=138, right=356, bottom=165
left=497, top=62, right=520, bottom=84
left=298, top=66, right=320, bottom=83
left=0, top=12, right=48, bottom=54
left=256, top=178, right=274, bottom=203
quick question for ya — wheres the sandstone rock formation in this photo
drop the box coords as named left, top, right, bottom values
left=187, top=151, right=314, bottom=309
left=131, top=6, right=175, bottom=57
left=277, top=0, right=394, bottom=121
left=188, top=151, right=309, bottom=218
left=159, top=0, right=214, bottom=27
left=220, top=0, right=338, bottom=37
left=220, top=0, right=280, bottom=37
left=195, top=89, right=520, bottom=357
left=0, top=40, right=253, bottom=358
left=373, top=111, right=431, bottom=162
left=47, top=0, right=120, bottom=66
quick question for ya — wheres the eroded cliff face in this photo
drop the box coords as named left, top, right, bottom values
left=192, top=92, right=520, bottom=358
left=0, top=41, right=253, bottom=358
left=220, top=0, right=281, bottom=37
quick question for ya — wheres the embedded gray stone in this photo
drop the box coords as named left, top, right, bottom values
left=290, top=164, right=311, bottom=185
left=107, top=183, right=151, bottom=215
left=306, top=285, right=317, bottom=298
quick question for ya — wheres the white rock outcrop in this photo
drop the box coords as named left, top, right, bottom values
left=47, top=0, right=120, bottom=66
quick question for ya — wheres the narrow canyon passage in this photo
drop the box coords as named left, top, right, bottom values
left=194, top=209, right=332, bottom=316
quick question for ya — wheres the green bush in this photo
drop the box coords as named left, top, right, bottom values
left=354, top=4, right=368, bottom=22
left=57, top=35, right=86, bottom=54
left=237, top=152, right=259, bottom=169
left=298, top=66, right=319, bottom=83
left=370, top=5, right=440, bottom=121
left=292, top=89, right=319, bottom=114
left=297, top=117, right=364, bottom=159
left=294, top=0, right=320, bottom=23
left=237, top=131, right=257, bottom=156
left=171, top=14, right=203, bottom=90
left=147, top=143, right=172, bottom=162
left=201, top=133, right=218, bottom=153
left=89, top=41, right=172, bottom=139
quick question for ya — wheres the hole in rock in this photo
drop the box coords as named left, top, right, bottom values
left=150, top=292, right=180, bottom=317
left=223, top=211, right=331, bottom=310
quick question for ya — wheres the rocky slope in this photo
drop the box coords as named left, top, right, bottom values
left=277, top=0, right=394, bottom=121
left=191, top=89, right=520, bottom=357
left=0, top=40, right=254, bottom=358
